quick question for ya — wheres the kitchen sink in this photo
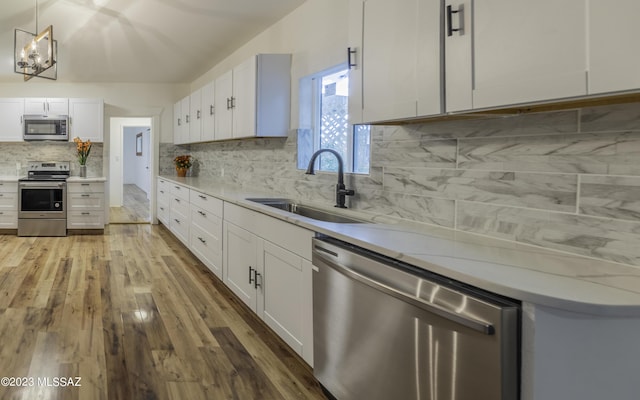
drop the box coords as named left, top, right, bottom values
left=246, top=198, right=363, bottom=224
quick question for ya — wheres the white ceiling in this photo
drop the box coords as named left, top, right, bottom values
left=1, top=0, right=306, bottom=83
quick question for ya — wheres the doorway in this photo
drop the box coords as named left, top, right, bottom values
left=109, top=117, right=155, bottom=224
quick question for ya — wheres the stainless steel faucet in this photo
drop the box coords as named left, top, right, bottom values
left=305, top=149, right=355, bottom=208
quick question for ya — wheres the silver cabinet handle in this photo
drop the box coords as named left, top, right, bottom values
left=81, top=194, right=90, bottom=197
left=178, top=118, right=181, bottom=126
left=347, top=47, right=357, bottom=69
left=210, top=105, right=214, bottom=115
left=198, top=210, right=206, bottom=217
left=185, top=114, right=190, bottom=123
left=198, top=237, right=206, bottom=244
left=198, top=195, right=206, bottom=200
left=446, top=4, right=464, bottom=36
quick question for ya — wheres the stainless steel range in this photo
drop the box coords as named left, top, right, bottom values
left=18, top=161, right=70, bottom=237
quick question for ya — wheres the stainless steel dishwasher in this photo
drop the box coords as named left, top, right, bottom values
left=312, top=237, right=520, bottom=400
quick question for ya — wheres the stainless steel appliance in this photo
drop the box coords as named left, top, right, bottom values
left=18, top=161, right=70, bottom=237
left=23, top=115, right=69, bottom=141
left=312, top=237, right=520, bottom=400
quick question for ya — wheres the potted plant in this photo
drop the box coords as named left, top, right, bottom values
left=174, top=155, right=192, bottom=177
left=73, top=137, right=92, bottom=177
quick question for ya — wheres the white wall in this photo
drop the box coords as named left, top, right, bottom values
left=190, top=0, right=349, bottom=128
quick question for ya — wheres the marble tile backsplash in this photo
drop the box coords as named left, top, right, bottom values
left=162, top=102, right=640, bottom=267
left=0, top=142, right=103, bottom=177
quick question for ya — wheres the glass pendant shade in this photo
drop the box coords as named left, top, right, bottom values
left=14, top=25, right=57, bottom=81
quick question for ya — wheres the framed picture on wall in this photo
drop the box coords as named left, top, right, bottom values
left=136, top=133, right=143, bottom=156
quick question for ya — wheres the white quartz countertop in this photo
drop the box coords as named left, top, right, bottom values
left=161, top=175, right=640, bottom=317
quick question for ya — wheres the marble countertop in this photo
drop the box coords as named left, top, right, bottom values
left=161, top=175, right=640, bottom=317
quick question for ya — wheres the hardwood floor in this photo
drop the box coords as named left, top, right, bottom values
left=110, top=184, right=150, bottom=224
left=0, top=225, right=326, bottom=400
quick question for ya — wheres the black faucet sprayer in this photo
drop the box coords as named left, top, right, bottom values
left=305, top=149, right=355, bottom=208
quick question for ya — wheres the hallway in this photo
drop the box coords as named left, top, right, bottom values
left=110, top=184, right=150, bottom=224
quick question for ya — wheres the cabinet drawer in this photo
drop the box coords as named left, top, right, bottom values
left=170, top=183, right=189, bottom=201
left=190, top=224, right=222, bottom=277
left=68, top=193, right=104, bottom=210
left=68, top=211, right=104, bottom=228
left=67, top=182, right=104, bottom=193
left=171, top=196, right=189, bottom=217
left=0, top=211, right=17, bottom=228
left=190, top=190, right=223, bottom=216
left=191, top=207, right=222, bottom=234
left=157, top=201, right=170, bottom=224
left=0, top=182, right=18, bottom=193
left=0, top=193, right=17, bottom=210
left=169, top=209, right=189, bottom=244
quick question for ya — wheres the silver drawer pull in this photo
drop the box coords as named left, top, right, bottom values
left=198, top=195, right=206, bottom=200
left=81, top=183, right=90, bottom=186
left=198, top=210, right=206, bottom=217
left=175, top=199, right=180, bottom=203
left=198, top=237, right=206, bottom=244
left=82, top=212, right=90, bottom=215
left=81, top=194, right=90, bottom=197
left=174, top=219, right=180, bottom=223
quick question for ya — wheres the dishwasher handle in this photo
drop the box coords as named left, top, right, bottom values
left=313, top=245, right=495, bottom=335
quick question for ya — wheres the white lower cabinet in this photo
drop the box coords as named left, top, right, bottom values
left=67, top=181, right=105, bottom=230
left=223, top=202, right=314, bottom=365
left=156, top=178, right=170, bottom=225
left=189, top=189, right=223, bottom=278
left=168, top=182, right=190, bottom=245
left=0, top=181, right=18, bottom=229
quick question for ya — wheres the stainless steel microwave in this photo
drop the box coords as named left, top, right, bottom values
left=23, top=115, right=69, bottom=141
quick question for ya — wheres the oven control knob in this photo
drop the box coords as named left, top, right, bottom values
left=54, top=202, right=60, bottom=208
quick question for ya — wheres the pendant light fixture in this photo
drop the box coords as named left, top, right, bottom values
left=14, top=0, right=57, bottom=81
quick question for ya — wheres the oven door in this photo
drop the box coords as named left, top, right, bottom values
left=19, top=181, right=66, bottom=218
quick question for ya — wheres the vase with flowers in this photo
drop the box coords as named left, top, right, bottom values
left=73, top=137, right=92, bottom=177
left=174, top=155, right=192, bottom=177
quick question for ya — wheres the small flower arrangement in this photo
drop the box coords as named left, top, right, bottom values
left=73, top=137, right=92, bottom=165
left=174, top=155, right=192, bottom=169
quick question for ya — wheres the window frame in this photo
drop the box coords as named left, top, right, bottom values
left=298, top=63, right=369, bottom=174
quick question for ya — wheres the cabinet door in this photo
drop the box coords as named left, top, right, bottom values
left=260, top=241, right=313, bottom=365
left=201, top=81, right=216, bottom=142
left=24, top=98, right=47, bottom=115
left=0, top=98, right=24, bottom=142
left=215, top=70, right=233, bottom=140
left=232, top=56, right=257, bottom=139
left=69, top=98, right=104, bottom=142
left=180, top=96, right=190, bottom=144
left=47, top=98, right=69, bottom=115
left=189, top=88, right=202, bottom=143
left=588, top=0, right=640, bottom=94
left=347, top=0, right=364, bottom=125
left=472, top=0, right=587, bottom=109
left=362, top=0, right=441, bottom=122
left=223, top=222, right=260, bottom=311
left=445, top=0, right=473, bottom=112
left=173, top=101, right=182, bottom=144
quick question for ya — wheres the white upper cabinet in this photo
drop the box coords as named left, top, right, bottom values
left=24, top=98, right=68, bottom=116
left=201, top=81, right=216, bottom=142
left=189, top=87, right=202, bottom=143
left=214, top=54, right=291, bottom=140
left=446, top=0, right=587, bottom=112
left=214, top=70, right=234, bottom=141
left=68, top=98, right=104, bottom=142
left=588, top=0, right=640, bottom=95
left=361, top=0, right=442, bottom=122
left=0, top=98, right=24, bottom=142
left=347, top=0, right=364, bottom=125
left=173, top=96, right=190, bottom=145
left=231, top=56, right=258, bottom=139
left=472, top=0, right=587, bottom=110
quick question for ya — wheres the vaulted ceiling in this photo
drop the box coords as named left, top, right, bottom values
left=1, top=0, right=306, bottom=83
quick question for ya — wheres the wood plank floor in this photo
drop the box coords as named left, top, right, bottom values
left=110, top=184, right=150, bottom=224
left=0, top=225, right=326, bottom=400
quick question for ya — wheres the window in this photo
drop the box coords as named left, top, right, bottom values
left=298, top=65, right=370, bottom=174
